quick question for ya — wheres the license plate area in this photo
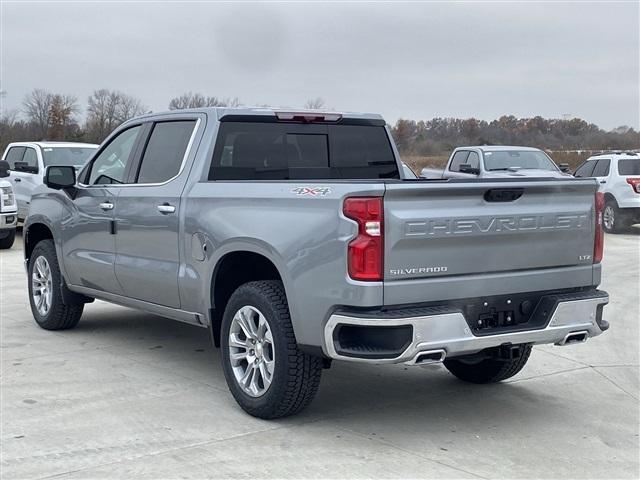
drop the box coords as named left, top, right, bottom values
left=460, top=291, right=562, bottom=336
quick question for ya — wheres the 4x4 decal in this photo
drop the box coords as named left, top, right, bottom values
left=291, top=186, right=332, bottom=197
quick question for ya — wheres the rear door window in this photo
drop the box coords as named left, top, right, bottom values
left=592, top=159, right=610, bottom=177
left=574, top=160, right=597, bottom=177
left=136, top=120, right=196, bottom=184
left=209, top=122, right=398, bottom=180
left=618, top=159, right=640, bottom=176
left=448, top=151, right=469, bottom=172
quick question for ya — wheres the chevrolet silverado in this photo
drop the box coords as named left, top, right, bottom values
left=23, top=108, right=609, bottom=418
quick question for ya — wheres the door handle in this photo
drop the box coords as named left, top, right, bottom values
left=157, top=203, right=176, bottom=214
left=14, top=178, right=21, bottom=182
left=99, top=202, right=114, bottom=210
left=599, top=180, right=606, bottom=184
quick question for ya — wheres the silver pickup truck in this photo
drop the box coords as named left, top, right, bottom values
left=421, top=146, right=571, bottom=179
left=24, top=108, right=609, bottom=419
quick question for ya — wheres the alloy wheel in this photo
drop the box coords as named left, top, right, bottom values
left=32, top=256, right=53, bottom=316
left=603, top=205, right=615, bottom=230
left=228, top=305, right=275, bottom=397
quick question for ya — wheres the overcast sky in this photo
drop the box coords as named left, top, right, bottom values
left=1, top=1, right=638, bottom=130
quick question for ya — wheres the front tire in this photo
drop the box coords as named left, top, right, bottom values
left=0, top=229, right=15, bottom=249
left=220, top=280, right=322, bottom=419
left=28, top=240, right=83, bottom=330
left=444, top=345, right=532, bottom=384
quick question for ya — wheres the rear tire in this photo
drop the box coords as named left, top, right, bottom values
left=220, top=280, right=322, bottom=419
left=0, top=229, right=15, bottom=249
left=444, top=345, right=532, bottom=384
left=28, top=240, right=83, bottom=330
left=602, top=199, right=626, bottom=234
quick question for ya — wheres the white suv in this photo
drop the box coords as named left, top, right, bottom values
left=574, top=152, right=640, bottom=233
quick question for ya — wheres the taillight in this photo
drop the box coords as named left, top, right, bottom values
left=626, top=178, right=640, bottom=194
left=594, top=192, right=605, bottom=263
left=343, top=197, right=384, bottom=281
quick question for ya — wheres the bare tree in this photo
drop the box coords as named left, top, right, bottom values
left=1, top=109, right=19, bottom=127
left=0, top=91, right=18, bottom=126
left=168, top=92, right=240, bottom=110
left=224, top=97, right=241, bottom=108
left=169, top=92, right=203, bottom=110
left=85, top=89, right=146, bottom=142
left=22, top=89, right=54, bottom=138
left=47, top=94, right=79, bottom=140
left=304, top=97, right=325, bottom=109
left=119, top=94, right=145, bottom=121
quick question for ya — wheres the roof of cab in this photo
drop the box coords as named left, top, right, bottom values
left=7, top=141, right=99, bottom=149
left=456, top=145, right=543, bottom=152
left=133, top=106, right=385, bottom=123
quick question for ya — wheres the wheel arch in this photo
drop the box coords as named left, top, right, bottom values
left=209, top=250, right=287, bottom=348
left=603, top=192, right=618, bottom=205
left=24, top=221, right=54, bottom=266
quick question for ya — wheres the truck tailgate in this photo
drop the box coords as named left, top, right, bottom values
left=383, top=179, right=598, bottom=304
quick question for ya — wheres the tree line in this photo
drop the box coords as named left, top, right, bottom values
left=0, top=89, right=329, bottom=151
left=1, top=89, right=637, bottom=160
left=391, top=116, right=639, bottom=158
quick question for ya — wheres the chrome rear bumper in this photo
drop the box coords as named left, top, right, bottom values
left=323, top=294, right=609, bottom=365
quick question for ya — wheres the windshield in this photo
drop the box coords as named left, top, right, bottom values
left=484, top=150, right=558, bottom=171
left=42, top=147, right=97, bottom=167
left=618, top=159, right=640, bottom=176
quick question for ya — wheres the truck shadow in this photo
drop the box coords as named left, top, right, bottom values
left=70, top=304, right=584, bottom=429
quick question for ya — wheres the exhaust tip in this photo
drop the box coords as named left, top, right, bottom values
left=412, top=349, right=446, bottom=365
left=557, top=331, right=589, bottom=346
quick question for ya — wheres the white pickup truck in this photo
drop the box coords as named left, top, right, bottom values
left=421, top=146, right=570, bottom=179
left=1, top=142, right=98, bottom=221
left=0, top=161, right=18, bottom=249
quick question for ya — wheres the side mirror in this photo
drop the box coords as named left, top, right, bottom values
left=0, top=160, right=9, bottom=178
left=45, top=165, right=76, bottom=190
left=459, top=163, right=480, bottom=175
left=558, top=163, right=570, bottom=173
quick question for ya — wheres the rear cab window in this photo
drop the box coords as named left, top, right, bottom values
left=209, top=120, right=399, bottom=180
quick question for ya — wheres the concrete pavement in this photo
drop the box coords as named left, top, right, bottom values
left=1, top=230, right=638, bottom=479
